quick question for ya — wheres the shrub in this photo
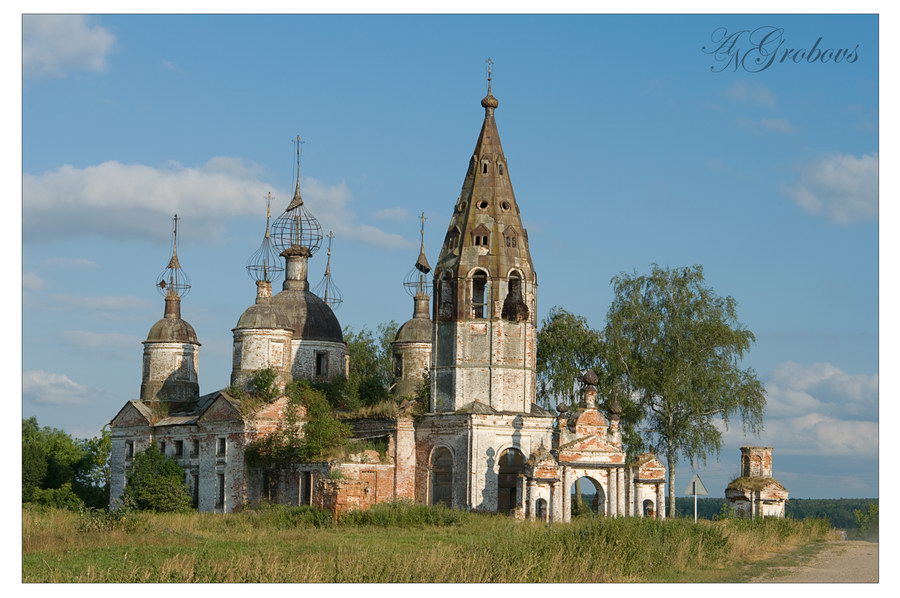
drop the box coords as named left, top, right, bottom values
left=30, top=483, right=85, bottom=511
left=122, top=446, right=192, bottom=513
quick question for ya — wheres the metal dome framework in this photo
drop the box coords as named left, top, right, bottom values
left=403, top=212, right=432, bottom=297
left=246, top=193, right=285, bottom=283
left=156, top=214, right=191, bottom=298
left=313, top=231, right=343, bottom=310
left=271, top=135, right=323, bottom=255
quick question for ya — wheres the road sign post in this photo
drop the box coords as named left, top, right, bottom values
left=683, top=474, right=708, bottom=523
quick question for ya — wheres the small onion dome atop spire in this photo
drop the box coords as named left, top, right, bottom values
left=271, top=135, right=323, bottom=255
left=582, top=369, right=599, bottom=387
left=481, top=94, right=499, bottom=109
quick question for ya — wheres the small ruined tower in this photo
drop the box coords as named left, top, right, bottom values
left=431, top=60, right=537, bottom=412
left=391, top=213, right=433, bottom=398
left=140, top=215, right=201, bottom=403
left=232, top=193, right=294, bottom=391
left=270, top=136, right=347, bottom=381
left=726, top=446, right=789, bottom=519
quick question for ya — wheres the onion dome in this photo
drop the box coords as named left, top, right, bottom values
left=481, top=58, right=499, bottom=109
left=582, top=369, right=599, bottom=387
left=147, top=215, right=199, bottom=344
left=235, top=281, right=292, bottom=331
left=271, top=290, right=343, bottom=342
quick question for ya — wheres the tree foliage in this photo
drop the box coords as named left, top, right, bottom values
left=604, top=264, right=766, bottom=517
left=22, top=417, right=111, bottom=509
left=122, top=445, right=192, bottom=512
left=536, top=307, right=603, bottom=409
left=342, top=321, right=399, bottom=406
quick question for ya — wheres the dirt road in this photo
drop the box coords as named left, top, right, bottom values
left=751, top=539, right=878, bottom=583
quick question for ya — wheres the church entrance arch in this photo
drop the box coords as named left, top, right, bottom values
left=431, top=447, right=453, bottom=507
left=497, top=447, right=525, bottom=514
left=570, top=475, right=605, bottom=517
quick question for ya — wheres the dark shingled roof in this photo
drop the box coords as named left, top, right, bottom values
left=394, top=316, right=432, bottom=343
left=271, top=288, right=344, bottom=342
left=234, top=301, right=293, bottom=331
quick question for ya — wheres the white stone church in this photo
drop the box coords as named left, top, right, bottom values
left=108, top=78, right=668, bottom=521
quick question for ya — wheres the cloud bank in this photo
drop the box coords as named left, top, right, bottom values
left=24, top=158, right=410, bottom=248
left=781, top=153, right=877, bottom=224
left=23, top=370, right=94, bottom=405
left=24, top=15, right=116, bottom=78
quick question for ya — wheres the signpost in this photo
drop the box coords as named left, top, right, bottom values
left=684, top=474, right=708, bottom=523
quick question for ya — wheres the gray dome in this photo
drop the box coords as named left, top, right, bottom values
left=271, top=288, right=343, bottom=342
left=394, top=317, right=432, bottom=343
left=146, top=317, right=199, bottom=344
left=235, top=301, right=292, bottom=331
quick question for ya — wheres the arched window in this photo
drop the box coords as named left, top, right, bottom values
left=438, top=271, right=455, bottom=321
left=497, top=448, right=525, bottom=514
left=643, top=499, right=655, bottom=518
left=502, top=271, right=529, bottom=322
left=482, top=162, right=488, bottom=174
left=472, top=271, right=488, bottom=319
left=431, top=448, right=453, bottom=507
left=445, top=227, right=460, bottom=249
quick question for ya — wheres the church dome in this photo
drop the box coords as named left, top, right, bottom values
left=395, top=316, right=432, bottom=343
left=235, top=301, right=292, bottom=331
left=271, top=288, right=344, bottom=342
left=146, top=316, right=199, bottom=344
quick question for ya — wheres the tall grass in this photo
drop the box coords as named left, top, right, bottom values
left=22, top=503, right=838, bottom=583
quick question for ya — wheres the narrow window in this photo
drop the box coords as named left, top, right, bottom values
left=191, top=439, right=199, bottom=458
left=159, top=441, right=166, bottom=455
left=438, top=272, right=455, bottom=321
left=499, top=163, right=504, bottom=175
left=393, top=353, right=403, bottom=378
left=302, top=471, right=313, bottom=505
left=192, top=473, right=199, bottom=508
left=125, top=440, right=134, bottom=460
left=174, top=440, right=184, bottom=458
left=217, top=473, right=225, bottom=507
left=482, top=162, right=488, bottom=174
left=217, top=437, right=226, bottom=456
left=502, top=272, right=529, bottom=322
left=472, top=272, right=488, bottom=319
left=315, top=352, right=328, bottom=377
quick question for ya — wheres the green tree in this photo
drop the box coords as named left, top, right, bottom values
left=72, top=426, right=112, bottom=509
left=122, top=445, right=192, bottom=512
left=604, top=264, right=765, bottom=517
left=343, top=321, right=399, bottom=406
left=536, top=307, right=604, bottom=410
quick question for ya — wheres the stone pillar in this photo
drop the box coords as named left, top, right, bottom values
left=526, top=479, right=534, bottom=519
left=656, top=483, right=664, bottom=519
left=617, top=468, right=626, bottom=517
left=607, top=468, right=617, bottom=517
left=562, top=467, right=570, bottom=522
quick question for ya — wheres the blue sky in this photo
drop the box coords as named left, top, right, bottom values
left=20, top=14, right=878, bottom=498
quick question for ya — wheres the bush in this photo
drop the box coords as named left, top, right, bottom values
left=245, top=504, right=332, bottom=529
left=30, top=483, right=85, bottom=511
left=122, top=446, right=192, bottom=513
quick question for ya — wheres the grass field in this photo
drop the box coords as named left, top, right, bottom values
left=22, top=503, right=839, bottom=583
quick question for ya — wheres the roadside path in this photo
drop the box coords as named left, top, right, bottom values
left=751, top=540, right=878, bottom=583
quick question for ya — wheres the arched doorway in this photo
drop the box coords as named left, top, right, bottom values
left=497, top=448, right=525, bottom=514
left=431, top=448, right=453, bottom=507
left=643, top=499, right=656, bottom=518
left=535, top=498, right=548, bottom=522
left=570, top=476, right=605, bottom=517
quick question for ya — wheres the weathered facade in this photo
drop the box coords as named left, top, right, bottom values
left=109, top=79, right=668, bottom=521
left=725, top=446, right=789, bottom=518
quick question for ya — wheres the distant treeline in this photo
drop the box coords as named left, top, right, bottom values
left=674, top=497, right=878, bottom=529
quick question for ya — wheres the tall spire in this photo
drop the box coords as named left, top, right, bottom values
left=404, top=212, right=431, bottom=300
left=287, top=134, right=304, bottom=211
left=272, top=135, right=323, bottom=256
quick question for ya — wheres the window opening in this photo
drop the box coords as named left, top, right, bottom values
left=125, top=440, right=134, bottom=460
left=217, top=437, right=226, bottom=456
left=472, top=272, right=488, bottom=319
left=217, top=473, right=225, bottom=507
left=315, top=352, right=328, bottom=377
left=191, top=439, right=199, bottom=458
left=497, top=448, right=525, bottom=514
left=174, top=440, right=184, bottom=458
left=431, top=448, right=453, bottom=507
left=393, top=353, right=403, bottom=378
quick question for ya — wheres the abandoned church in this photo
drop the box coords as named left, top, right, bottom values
left=108, top=77, right=670, bottom=522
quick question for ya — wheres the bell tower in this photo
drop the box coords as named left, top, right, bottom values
left=431, top=61, right=537, bottom=413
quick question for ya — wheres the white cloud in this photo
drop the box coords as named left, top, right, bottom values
left=760, top=118, right=794, bottom=134
left=780, top=153, right=877, bottom=224
left=23, top=370, right=93, bottom=405
left=724, top=80, right=776, bottom=107
left=161, top=59, right=186, bottom=74
left=23, top=15, right=116, bottom=78
left=24, top=159, right=409, bottom=248
left=725, top=362, right=878, bottom=458
left=374, top=207, right=409, bottom=222
left=62, top=330, right=138, bottom=348
left=23, top=271, right=46, bottom=291
left=49, top=294, right=154, bottom=311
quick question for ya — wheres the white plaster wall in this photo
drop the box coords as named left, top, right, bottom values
left=392, top=341, right=431, bottom=398
left=291, top=339, right=346, bottom=381
left=143, top=342, right=199, bottom=384
left=231, top=328, right=293, bottom=388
